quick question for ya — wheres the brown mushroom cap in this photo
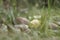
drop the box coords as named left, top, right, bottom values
left=49, top=22, right=58, bottom=30
left=16, top=17, right=30, bottom=25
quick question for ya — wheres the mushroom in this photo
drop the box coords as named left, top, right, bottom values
left=16, top=17, right=30, bottom=25
left=14, top=24, right=31, bottom=33
left=49, top=22, right=58, bottom=30
left=30, top=19, right=40, bottom=28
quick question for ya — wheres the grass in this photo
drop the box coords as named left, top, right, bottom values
left=0, top=6, right=60, bottom=40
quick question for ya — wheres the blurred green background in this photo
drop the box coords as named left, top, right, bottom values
left=0, top=0, right=60, bottom=40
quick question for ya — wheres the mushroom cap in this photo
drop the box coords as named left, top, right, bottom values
left=16, top=17, right=30, bottom=25
left=14, top=24, right=29, bottom=32
left=30, top=19, right=40, bottom=28
left=49, top=22, right=58, bottom=30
